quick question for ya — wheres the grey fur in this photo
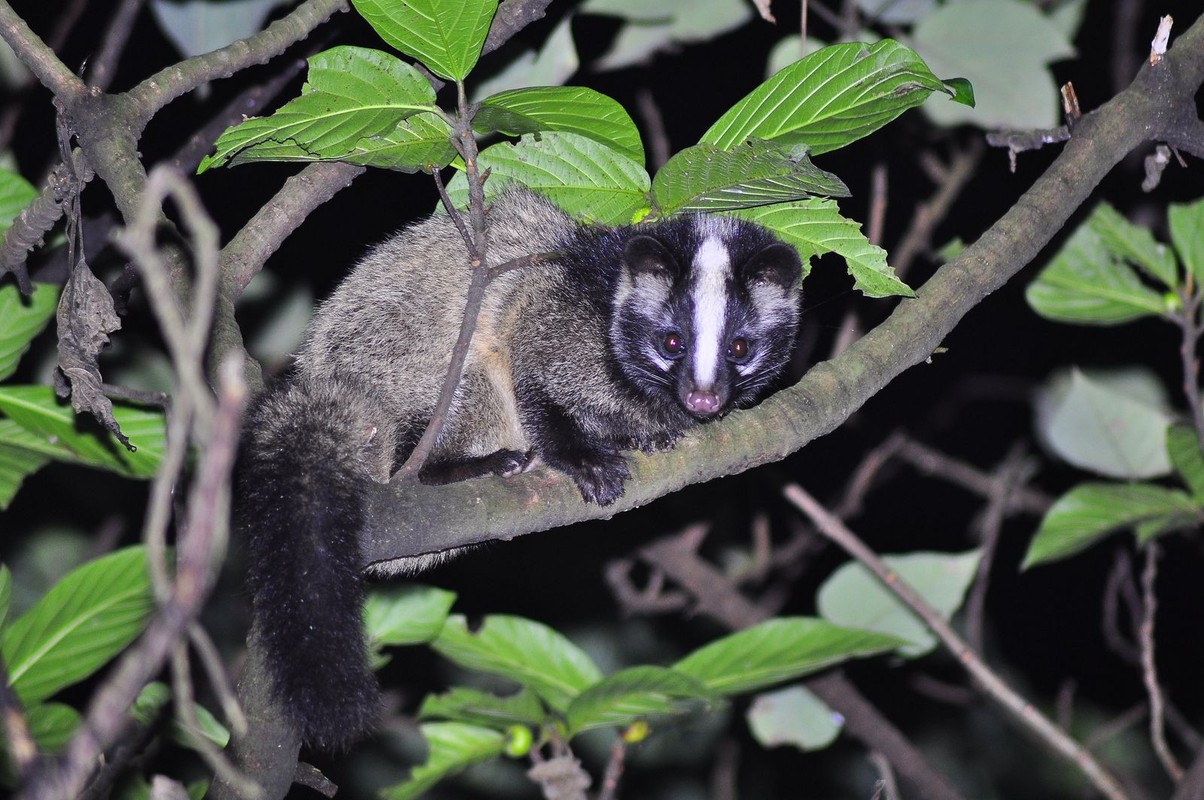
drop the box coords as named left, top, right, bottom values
left=237, top=187, right=802, bottom=748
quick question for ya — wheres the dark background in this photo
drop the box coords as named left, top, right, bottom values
left=3, top=0, right=1203, bottom=797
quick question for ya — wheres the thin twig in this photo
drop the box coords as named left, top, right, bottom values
left=869, top=751, right=900, bottom=800
left=223, top=161, right=365, bottom=296
left=397, top=82, right=493, bottom=479
left=16, top=167, right=246, bottom=800
left=597, top=736, right=627, bottom=800
left=1102, top=549, right=1142, bottom=665
left=122, top=0, right=348, bottom=119
left=965, top=443, right=1031, bottom=653
left=189, top=623, right=248, bottom=738
left=635, top=87, right=671, bottom=172
left=1085, top=704, right=1147, bottom=752
left=0, top=0, right=87, bottom=151
left=1140, top=542, right=1183, bottom=781
left=0, top=0, right=86, bottom=103
left=0, top=654, right=36, bottom=781
left=835, top=430, right=908, bottom=518
left=87, top=0, right=144, bottom=92
left=1173, top=288, right=1204, bottom=448
left=783, top=483, right=1130, bottom=800
left=114, top=168, right=220, bottom=435
left=867, top=161, right=887, bottom=247
left=171, top=641, right=260, bottom=798
left=890, top=138, right=984, bottom=280
left=1165, top=701, right=1204, bottom=754
left=896, top=437, right=1051, bottom=515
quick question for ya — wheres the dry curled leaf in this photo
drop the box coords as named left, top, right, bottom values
left=527, top=755, right=591, bottom=800
left=54, top=257, right=132, bottom=451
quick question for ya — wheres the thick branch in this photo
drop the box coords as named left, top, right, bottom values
left=123, top=0, right=348, bottom=122
left=0, top=0, right=85, bottom=103
left=361, top=12, right=1204, bottom=570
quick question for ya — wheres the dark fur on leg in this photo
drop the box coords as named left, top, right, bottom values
left=236, top=378, right=391, bottom=751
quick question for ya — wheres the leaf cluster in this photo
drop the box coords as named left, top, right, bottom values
left=0, top=171, right=166, bottom=510
left=365, top=542, right=985, bottom=798
left=0, top=549, right=152, bottom=784
left=363, top=584, right=911, bottom=797
left=1024, top=198, right=1204, bottom=567
left=200, top=0, right=972, bottom=297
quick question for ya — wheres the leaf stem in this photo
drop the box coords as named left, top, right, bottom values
left=1174, top=285, right=1204, bottom=448
left=397, top=79, right=490, bottom=479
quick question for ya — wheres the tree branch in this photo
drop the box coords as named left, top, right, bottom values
left=123, top=0, right=348, bottom=122
left=0, top=0, right=85, bottom=104
left=360, top=11, right=1204, bottom=570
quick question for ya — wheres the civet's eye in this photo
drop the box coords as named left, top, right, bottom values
left=662, top=332, right=685, bottom=356
left=728, top=338, right=749, bottom=361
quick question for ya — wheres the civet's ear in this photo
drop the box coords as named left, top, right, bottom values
left=623, top=234, right=681, bottom=278
left=744, top=243, right=802, bottom=290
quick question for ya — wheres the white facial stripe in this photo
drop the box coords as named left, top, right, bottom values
left=691, top=236, right=731, bottom=389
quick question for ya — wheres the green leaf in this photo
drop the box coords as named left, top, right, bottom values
left=25, top=702, right=80, bottom=752
left=0, top=168, right=36, bottom=232
left=856, top=0, right=936, bottom=23
left=1026, top=221, right=1169, bottom=325
left=1024, top=483, right=1201, bottom=568
left=199, top=47, right=439, bottom=172
left=131, top=681, right=231, bottom=749
left=475, top=86, right=644, bottom=165
left=382, top=722, right=507, bottom=800
left=914, top=0, right=1074, bottom=129
left=351, top=0, right=498, bottom=82
left=179, top=700, right=231, bottom=750
left=942, top=77, right=976, bottom=108
left=673, top=617, right=902, bottom=696
left=747, top=684, right=841, bottom=752
left=1034, top=368, right=1173, bottom=479
left=653, top=140, right=849, bottom=216
left=1167, top=425, right=1204, bottom=503
left=1090, top=203, right=1178, bottom=289
left=447, top=132, right=651, bottom=226
left=1, top=546, right=155, bottom=705
left=338, top=112, right=456, bottom=173
left=817, top=550, right=981, bottom=658
left=149, top=0, right=289, bottom=58
left=732, top=199, right=912, bottom=297
left=702, top=40, right=951, bottom=156
left=565, top=666, right=713, bottom=734
left=583, top=0, right=752, bottom=71
left=131, top=680, right=170, bottom=726
left=0, top=419, right=53, bottom=510
left=364, top=584, right=456, bottom=647
left=0, top=283, right=57, bottom=382
left=0, top=564, right=9, bottom=626
left=470, top=17, right=578, bottom=100
left=432, top=615, right=603, bottom=712
left=0, top=385, right=165, bottom=478
left=1169, top=198, right=1204, bottom=289
left=419, top=687, right=546, bottom=728
left=0, top=701, right=79, bottom=784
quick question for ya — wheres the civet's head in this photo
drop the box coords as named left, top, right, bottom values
left=610, top=215, right=802, bottom=420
